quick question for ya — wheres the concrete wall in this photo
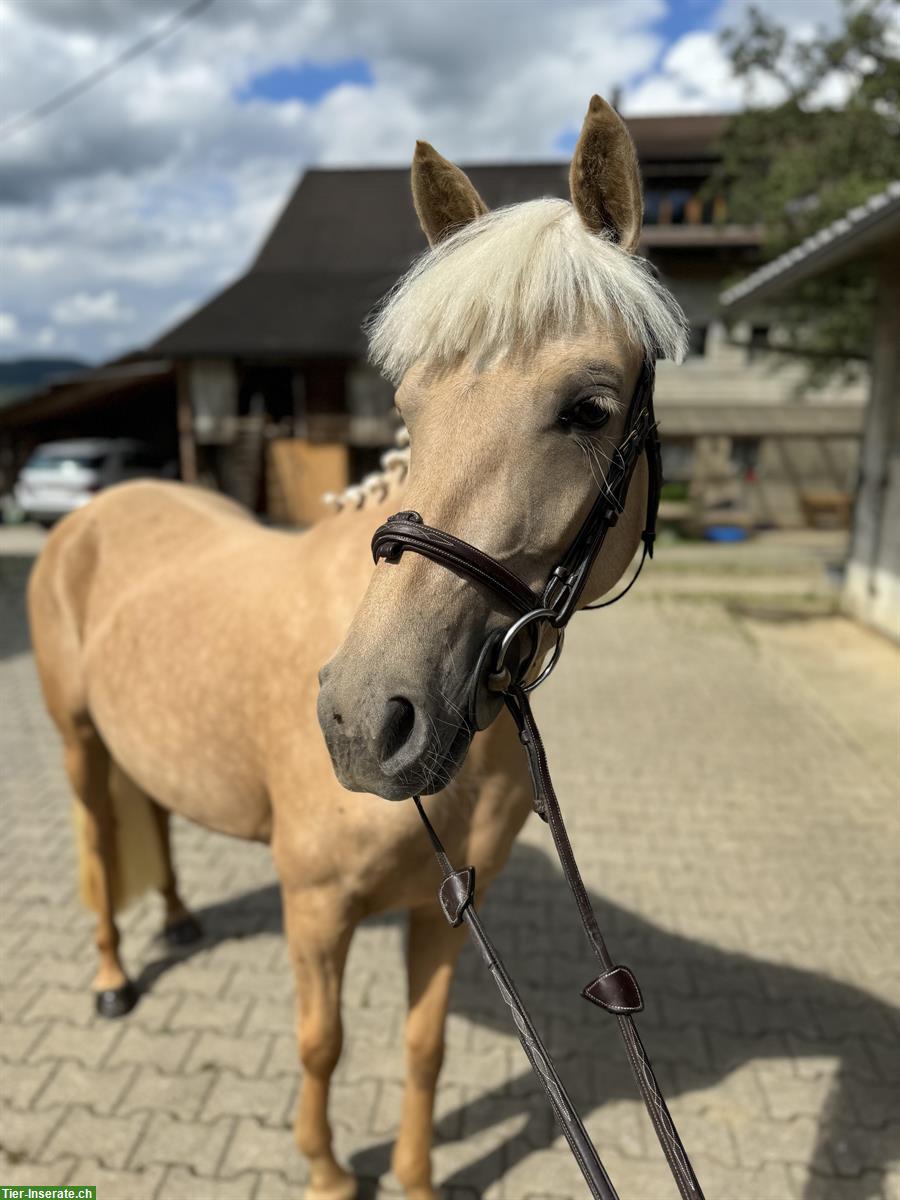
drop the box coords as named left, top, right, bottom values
left=656, top=323, right=865, bottom=528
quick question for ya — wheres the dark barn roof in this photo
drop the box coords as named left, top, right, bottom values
left=0, top=358, right=173, bottom=429
left=153, top=114, right=733, bottom=360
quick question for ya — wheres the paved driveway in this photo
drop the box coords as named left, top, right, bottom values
left=1, top=525, right=898, bottom=1199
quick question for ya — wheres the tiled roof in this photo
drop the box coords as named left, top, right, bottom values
left=153, top=115, right=735, bottom=358
left=721, top=182, right=900, bottom=308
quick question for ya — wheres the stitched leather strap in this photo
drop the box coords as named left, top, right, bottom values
left=505, top=685, right=704, bottom=1200
left=583, top=966, right=643, bottom=1014
left=370, top=364, right=661, bottom=633
left=413, top=797, right=620, bottom=1200
left=372, top=511, right=538, bottom=616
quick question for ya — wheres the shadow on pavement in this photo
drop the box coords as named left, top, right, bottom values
left=133, top=843, right=899, bottom=1200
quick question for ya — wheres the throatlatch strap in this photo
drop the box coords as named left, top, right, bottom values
left=504, top=685, right=705, bottom=1200
left=413, top=796, right=620, bottom=1200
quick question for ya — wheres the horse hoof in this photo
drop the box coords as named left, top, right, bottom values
left=94, top=981, right=138, bottom=1019
left=163, top=915, right=203, bottom=946
left=303, top=1175, right=357, bottom=1200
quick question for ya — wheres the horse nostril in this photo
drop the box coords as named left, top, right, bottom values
left=380, top=697, right=416, bottom=764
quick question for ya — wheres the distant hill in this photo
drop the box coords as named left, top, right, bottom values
left=0, top=357, right=88, bottom=407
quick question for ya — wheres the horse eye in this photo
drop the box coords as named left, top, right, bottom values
left=560, top=397, right=611, bottom=431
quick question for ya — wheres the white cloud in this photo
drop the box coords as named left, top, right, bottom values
left=624, top=28, right=787, bottom=115
left=0, top=0, right=864, bottom=360
left=0, top=311, right=21, bottom=341
left=35, top=326, right=57, bottom=348
left=0, top=0, right=676, bottom=358
left=51, top=289, right=135, bottom=325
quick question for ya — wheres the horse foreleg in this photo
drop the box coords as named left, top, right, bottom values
left=393, top=903, right=467, bottom=1200
left=283, top=885, right=358, bottom=1200
left=64, top=726, right=136, bottom=1017
left=147, top=801, right=202, bottom=945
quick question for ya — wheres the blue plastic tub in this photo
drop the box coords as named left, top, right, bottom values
left=704, top=525, right=749, bottom=542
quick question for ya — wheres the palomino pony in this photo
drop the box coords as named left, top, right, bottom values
left=29, top=96, right=686, bottom=1199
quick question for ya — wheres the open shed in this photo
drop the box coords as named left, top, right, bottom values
left=721, top=183, right=900, bottom=640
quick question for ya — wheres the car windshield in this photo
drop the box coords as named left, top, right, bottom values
left=26, top=450, right=106, bottom=471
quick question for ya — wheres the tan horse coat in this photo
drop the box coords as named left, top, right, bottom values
left=28, top=95, right=679, bottom=1200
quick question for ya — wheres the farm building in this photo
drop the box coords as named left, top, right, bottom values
left=0, top=114, right=867, bottom=526
left=722, top=182, right=900, bottom=640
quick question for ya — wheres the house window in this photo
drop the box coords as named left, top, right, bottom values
left=686, top=325, right=708, bottom=357
left=661, top=439, right=695, bottom=483
left=748, top=325, right=770, bottom=361
left=346, top=366, right=394, bottom=419
left=731, top=437, right=761, bottom=481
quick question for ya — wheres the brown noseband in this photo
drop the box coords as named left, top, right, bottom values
left=371, top=360, right=662, bottom=710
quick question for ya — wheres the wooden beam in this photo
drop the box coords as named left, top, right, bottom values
left=175, top=361, right=197, bottom=484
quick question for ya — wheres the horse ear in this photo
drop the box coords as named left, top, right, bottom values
left=411, top=141, right=488, bottom=247
left=569, top=95, right=643, bottom=253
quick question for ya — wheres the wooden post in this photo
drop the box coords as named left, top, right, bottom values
left=175, top=361, right=197, bottom=484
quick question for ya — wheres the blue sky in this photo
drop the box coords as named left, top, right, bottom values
left=654, top=0, right=722, bottom=44
left=236, top=58, right=375, bottom=106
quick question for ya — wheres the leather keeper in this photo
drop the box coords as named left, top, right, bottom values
left=581, top=965, right=643, bottom=1014
left=438, top=867, right=476, bottom=927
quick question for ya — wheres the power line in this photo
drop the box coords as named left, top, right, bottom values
left=0, top=0, right=216, bottom=143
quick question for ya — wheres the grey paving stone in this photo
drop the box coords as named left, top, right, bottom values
left=254, top=1169, right=303, bottom=1199
left=2, top=1020, right=52, bottom=1063
left=150, top=962, right=234, bottom=999
left=185, top=1031, right=273, bottom=1077
left=43, top=1105, right=147, bottom=1171
left=36, top=1061, right=136, bottom=1115
left=16, top=958, right=95, bottom=990
left=0, top=1104, right=67, bottom=1163
left=0, top=1155, right=76, bottom=1186
left=225, top=967, right=293, bottom=1000
left=0, top=1059, right=57, bottom=1108
left=130, top=1111, right=236, bottom=1175
left=3, top=537, right=900, bottom=1199
left=106, top=1027, right=197, bottom=1075
left=242, top=996, right=295, bottom=1037
left=118, top=1064, right=216, bottom=1120
left=261, top=1033, right=300, bottom=1079
left=200, top=1071, right=295, bottom=1125
left=0, top=986, right=44, bottom=1024
left=19, top=986, right=110, bottom=1028
left=219, top=1117, right=308, bottom=1183
left=28, top=1020, right=123, bottom=1070
left=167, top=993, right=251, bottom=1036
left=66, top=1159, right=166, bottom=1200
left=160, top=1165, right=260, bottom=1199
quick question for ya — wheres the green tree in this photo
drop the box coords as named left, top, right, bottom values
left=711, top=0, right=900, bottom=382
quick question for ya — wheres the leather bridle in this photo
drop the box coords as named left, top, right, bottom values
left=370, top=359, right=704, bottom=1200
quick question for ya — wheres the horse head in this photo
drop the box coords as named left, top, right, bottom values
left=318, top=96, right=687, bottom=800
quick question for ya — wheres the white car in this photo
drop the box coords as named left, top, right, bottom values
left=14, top=438, right=175, bottom=526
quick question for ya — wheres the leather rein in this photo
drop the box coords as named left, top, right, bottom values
left=370, top=360, right=704, bottom=1200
